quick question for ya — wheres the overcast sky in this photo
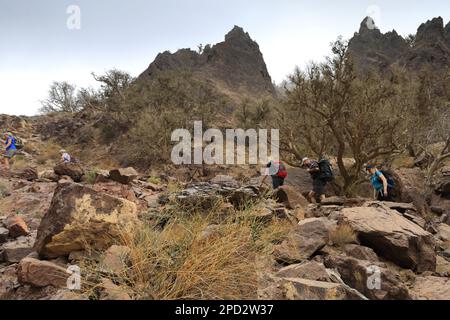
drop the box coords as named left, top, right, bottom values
left=1, top=0, right=449, bottom=116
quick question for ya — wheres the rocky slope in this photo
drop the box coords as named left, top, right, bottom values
left=0, top=124, right=449, bottom=299
left=349, top=16, right=450, bottom=73
left=138, top=26, right=276, bottom=100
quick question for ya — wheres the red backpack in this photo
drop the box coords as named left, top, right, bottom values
left=275, top=161, right=288, bottom=179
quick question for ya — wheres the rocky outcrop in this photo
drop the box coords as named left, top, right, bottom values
left=34, top=183, right=138, bottom=258
left=54, top=163, right=84, bottom=182
left=139, top=26, right=275, bottom=100
left=349, top=16, right=450, bottom=73
left=324, top=254, right=411, bottom=300
left=339, top=206, right=436, bottom=272
left=281, top=278, right=362, bottom=300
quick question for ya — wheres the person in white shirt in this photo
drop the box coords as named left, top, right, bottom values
left=60, top=149, right=72, bottom=163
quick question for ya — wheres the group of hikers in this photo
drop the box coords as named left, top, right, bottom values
left=266, top=157, right=395, bottom=203
left=1, top=131, right=72, bottom=177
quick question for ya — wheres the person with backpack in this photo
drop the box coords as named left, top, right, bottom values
left=366, top=165, right=394, bottom=201
left=265, top=158, right=288, bottom=189
left=302, top=157, right=333, bottom=203
left=2, top=132, right=17, bottom=175
left=59, top=149, right=72, bottom=164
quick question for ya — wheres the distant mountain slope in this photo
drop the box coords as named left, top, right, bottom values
left=349, top=16, right=450, bottom=73
left=138, top=26, right=276, bottom=101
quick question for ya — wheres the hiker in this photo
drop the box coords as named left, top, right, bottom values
left=302, top=157, right=333, bottom=203
left=60, top=149, right=72, bottom=164
left=366, top=165, right=394, bottom=201
left=265, top=159, right=288, bottom=189
left=2, top=132, right=17, bottom=175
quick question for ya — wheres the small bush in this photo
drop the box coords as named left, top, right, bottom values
left=147, top=176, right=162, bottom=185
left=85, top=169, right=98, bottom=185
left=329, top=223, right=357, bottom=247
left=0, top=179, right=11, bottom=198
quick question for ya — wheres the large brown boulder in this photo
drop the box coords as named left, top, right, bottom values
left=273, top=185, right=309, bottom=210
left=392, top=168, right=427, bottom=212
left=324, top=254, right=411, bottom=300
left=109, top=168, right=138, bottom=185
left=34, top=183, right=138, bottom=258
left=13, top=167, right=38, bottom=181
left=339, top=206, right=436, bottom=272
left=18, top=257, right=69, bottom=288
left=273, top=218, right=337, bottom=264
left=54, top=163, right=84, bottom=182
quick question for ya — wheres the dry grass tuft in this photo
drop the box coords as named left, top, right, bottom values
left=78, top=197, right=291, bottom=300
left=329, top=223, right=357, bottom=247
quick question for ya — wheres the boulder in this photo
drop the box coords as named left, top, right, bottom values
left=339, top=206, right=436, bottom=272
left=18, top=257, right=69, bottom=288
left=39, top=170, right=60, bottom=182
left=34, top=183, right=138, bottom=258
left=0, top=227, right=9, bottom=244
left=273, top=185, right=309, bottom=210
left=54, top=163, right=84, bottom=182
left=343, top=244, right=379, bottom=262
left=13, top=167, right=38, bottom=181
left=392, top=168, right=427, bottom=212
left=281, top=278, right=362, bottom=300
left=273, top=218, right=336, bottom=264
left=276, top=261, right=330, bottom=282
left=1, top=235, right=35, bottom=263
left=3, top=214, right=29, bottom=238
left=410, top=276, right=450, bottom=300
left=109, top=167, right=138, bottom=185
left=320, top=197, right=367, bottom=207
left=436, top=224, right=450, bottom=242
left=99, top=245, right=131, bottom=274
left=324, top=254, right=411, bottom=300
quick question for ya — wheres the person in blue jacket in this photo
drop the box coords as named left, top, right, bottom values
left=3, top=132, right=17, bottom=176
left=366, top=164, right=393, bottom=201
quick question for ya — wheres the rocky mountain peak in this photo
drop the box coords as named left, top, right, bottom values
left=349, top=16, right=450, bottom=73
left=139, top=25, right=275, bottom=100
left=358, top=16, right=380, bottom=34
left=416, top=17, right=445, bottom=44
left=225, top=25, right=252, bottom=43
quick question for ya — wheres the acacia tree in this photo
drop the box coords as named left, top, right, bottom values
left=277, top=38, right=409, bottom=195
left=40, top=81, right=80, bottom=114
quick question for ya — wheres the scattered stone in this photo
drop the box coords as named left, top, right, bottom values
left=1, top=236, right=35, bottom=263
left=0, top=227, right=9, bottom=244
left=39, top=170, right=60, bottom=182
left=436, top=224, right=450, bottom=242
left=109, top=167, right=138, bottom=185
left=18, top=257, right=68, bottom=288
left=99, top=278, right=132, bottom=300
left=13, top=167, right=38, bottom=181
left=320, top=197, right=367, bottom=207
left=324, top=254, right=411, bottom=300
left=273, top=218, right=336, bottom=264
left=210, top=175, right=240, bottom=188
left=281, top=278, right=362, bottom=300
left=276, top=261, right=330, bottom=282
left=34, top=183, right=138, bottom=258
left=344, top=244, right=379, bottom=262
left=3, top=214, right=29, bottom=238
left=410, top=276, right=450, bottom=300
left=339, top=206, right=436, bottom=272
